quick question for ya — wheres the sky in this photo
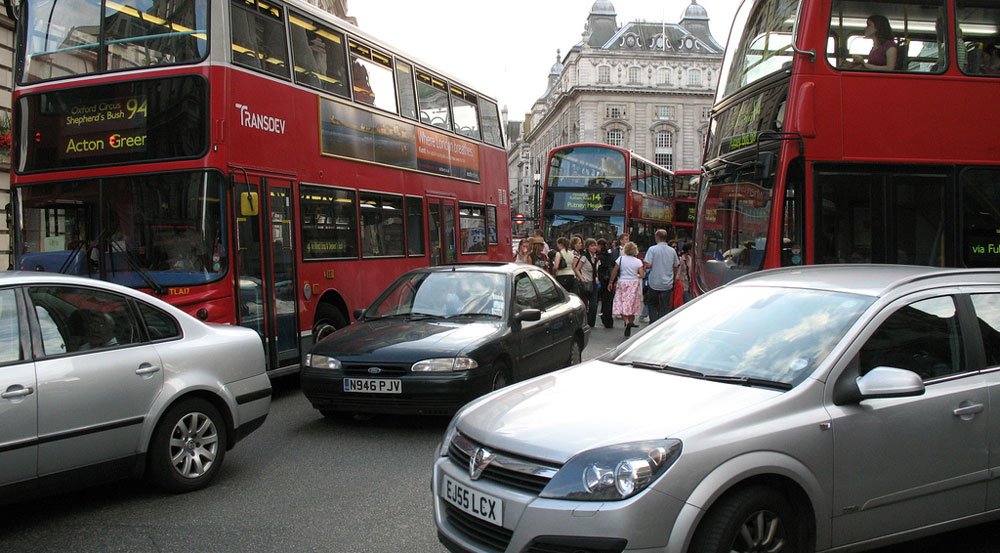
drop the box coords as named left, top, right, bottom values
left=348, top=0, right=739, bottom=120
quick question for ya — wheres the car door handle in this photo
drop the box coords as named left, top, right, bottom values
left=135, top=363, right=161, bottom=376
left=953, top=402, right=985, bottom=418
left=2, top=386, right=34, bottom=400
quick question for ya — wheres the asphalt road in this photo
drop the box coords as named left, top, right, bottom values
left=2, top=325, right=999, bottom=553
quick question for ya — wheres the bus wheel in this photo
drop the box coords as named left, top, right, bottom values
left=313, top=304, right=346, bottom=343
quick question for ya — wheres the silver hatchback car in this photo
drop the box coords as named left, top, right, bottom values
left=0, top=272, right=271, bottom=502
left=433, top=265, right=1000, bottom=553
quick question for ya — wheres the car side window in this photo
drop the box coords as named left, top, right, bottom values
left=971, top=294, right=1000, bottom=368
left=528, top=270, right=562, bottom=310
left=0, top=289, right=22, bottom=364
left=514, top=273, right=540, bottom=310
left=28, top=286, right=139, bottom=355
left=859, top=296, right=964, bottom=381
left=137, top=303, right=181, bottom=341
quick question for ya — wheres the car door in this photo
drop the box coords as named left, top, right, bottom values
left=530, top=271, right=574, bottom=361
left=969, top=291, right=1000, bottom=511
left=28, top=285, right=164, bottom=477
left=511, top=271, right=550, bottom=380
left=0, top=287, right=38, bottom=491
left=528, top=270, right=574, bottom=371
left=827, top=293, right=988, bottom=547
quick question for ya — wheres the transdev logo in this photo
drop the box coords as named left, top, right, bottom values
left=235, top=103, right=286, bottom=135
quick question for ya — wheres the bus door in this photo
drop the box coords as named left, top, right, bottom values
left=428, top=197, right=457, bottom=265
left=232, top=172, right=301, bottom=373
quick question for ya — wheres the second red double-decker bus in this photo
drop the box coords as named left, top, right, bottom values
left=542, top=143, right=687, bottom=252
left=9, top=0, right=510, bottom=375
left=695, top=0, right=1000, bottom=293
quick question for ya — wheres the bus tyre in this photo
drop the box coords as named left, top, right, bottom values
left=313, top=304, right=347, bottom=343
left=148, top=398, right=227, bottom=493
left=689, top=486, right=807, bottom=553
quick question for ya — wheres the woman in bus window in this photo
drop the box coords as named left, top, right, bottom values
left=849, top=15, right=899, bottom=71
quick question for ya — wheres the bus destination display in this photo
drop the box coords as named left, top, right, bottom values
left=16, top=76, right=207, bottom=173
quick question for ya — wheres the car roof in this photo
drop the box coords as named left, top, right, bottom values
left=410, top=262, right=527, bottom=275
left=728, top=265, right=1000, bottom=297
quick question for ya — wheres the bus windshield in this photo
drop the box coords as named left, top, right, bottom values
left=547, top=146, right=627, bottom=189
left=21, top=0, right=209, bottom=84
left=17, top=171, right=226, bottom=288
left=718, top=0, right=800, bottom=99
left=696, top=164, right=773, bottom=291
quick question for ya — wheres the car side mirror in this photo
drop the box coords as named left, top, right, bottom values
left=514, top=308, right=541, bottom=323
left=857, top=367, right=925, bottom=399
left=352, top=309, right=365, bottom=321
left=835, top=366, right=925, bottom=405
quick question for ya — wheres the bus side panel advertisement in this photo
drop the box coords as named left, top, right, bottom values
left=320, top=98, right=479, bottom=182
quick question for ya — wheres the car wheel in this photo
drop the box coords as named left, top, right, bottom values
left=689, top=486, right=808, bottom=553
left=490, top=361, right=511, bottom=391
left=313, top=303, right=347, bottom=343
left=148, top=398, right=227, bottom=493
left=565, top=339, right=582, bottom=367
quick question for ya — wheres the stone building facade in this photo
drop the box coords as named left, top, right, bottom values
left=508, top=0, right=723, bottom=228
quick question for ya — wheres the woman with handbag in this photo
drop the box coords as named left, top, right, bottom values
left=573, top=238, right=600, bottom=327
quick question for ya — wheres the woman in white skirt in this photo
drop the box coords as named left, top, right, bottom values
left=609, top=241, right=644, bottom=336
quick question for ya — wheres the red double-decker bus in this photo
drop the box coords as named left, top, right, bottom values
left=695, top=0, right=1000, bottom=293
left=8, top=0, right=510, bottom=376
left=671, top=169, right=701, bottom=245
left=542, top=143, right=687, bottom=252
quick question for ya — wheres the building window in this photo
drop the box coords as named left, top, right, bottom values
left=655, top=130, right=674, bottom=170
left=598, top=65, right=611, bottom=83
left=628, top=66, right=641, bottom=84
left=657, top=68, right=671, bottom=85
left=606, top=129, right=624, bottom=147
left=702, top=106, right=712, bottom=119
left=606, top=104, right=626, bottom=119
left=656, top=105, right=675, bottom=120
left=687, top=68, right=702, bottom=86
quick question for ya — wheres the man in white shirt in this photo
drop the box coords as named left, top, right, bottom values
left=643, top=229, right=680, bottom=323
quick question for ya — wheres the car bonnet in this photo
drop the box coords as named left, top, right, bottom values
left=455, top=360, right=783, bottom=464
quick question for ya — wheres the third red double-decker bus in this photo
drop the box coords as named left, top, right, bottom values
left=542, top=143, right=686, bottom=252
left=695, top=0, right=1000, bottom=293
left=9, top=0, right=510, bottom=375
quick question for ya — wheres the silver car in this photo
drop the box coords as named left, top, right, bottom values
left=0, top=272, right=271, bottom=502
left=433, top=265, right=1000, bottom=553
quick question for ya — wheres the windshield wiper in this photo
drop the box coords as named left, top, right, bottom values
left=441, top=312, right=502, bottom=320
left=701, top=374, right=793, bottom=391
left=626, top=361, right=706, bottom=379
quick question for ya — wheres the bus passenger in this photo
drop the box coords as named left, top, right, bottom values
left=849, top=15, right=899, bottom=71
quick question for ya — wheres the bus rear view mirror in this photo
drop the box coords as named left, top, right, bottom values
left=240, top=192, right=259, bottom=217
left=756, top=151, right=775, bottom=180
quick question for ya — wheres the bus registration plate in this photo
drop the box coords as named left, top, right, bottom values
left=343, top=378, right=401, bottom=394
left=442, top=474, right=503, bottom=526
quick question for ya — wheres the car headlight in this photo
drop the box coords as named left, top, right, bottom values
left=411, top=357, right=479, bottom=372
left=306, top=354, right=342, bottom=370
left=540, top=439, right=682, bottom=501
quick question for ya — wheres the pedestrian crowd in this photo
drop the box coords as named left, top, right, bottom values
left=513, top=228, right=693, bottom=337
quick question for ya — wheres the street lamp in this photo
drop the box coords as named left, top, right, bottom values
left=532, top=172, right=541, bottom=229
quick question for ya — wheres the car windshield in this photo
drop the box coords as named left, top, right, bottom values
left=612, top=285, right=874, bottom=387
left=367, top=271, right=507, bottom=319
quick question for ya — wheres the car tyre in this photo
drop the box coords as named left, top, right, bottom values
left=689, top=485, right=808, bottom=553
left=565, top=339, right=582, bottom=367
left=490, top=361, right=511, bottom=391
left=148, top=398, right=227, bottom=493
left=313, top=303, right=347, bottom=343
